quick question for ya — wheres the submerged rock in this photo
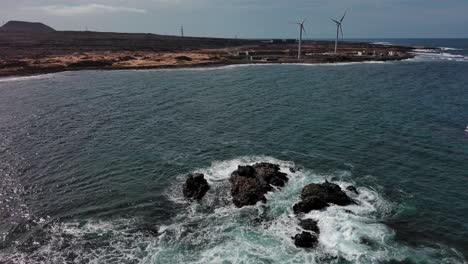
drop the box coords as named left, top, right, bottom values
left=346, top=185, right=359, bottom=195
left=298, top=219, right=320, bottom=234
left=293, top=231, right=318, bottom=248
left=230, top=163, right=288, bottom=208
left=183, top=173, right=210, bottom=200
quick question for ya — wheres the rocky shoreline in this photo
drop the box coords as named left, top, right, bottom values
left=183, top=162, right=359, bottom=249
left=0, top=30, right=419, bottom=78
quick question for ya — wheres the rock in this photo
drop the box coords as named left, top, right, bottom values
left=183, top=173, right=210, bottom=200
left=298, top=219, right=320, bottom=234
left=237, top=165, right=256, bottom=178
left=293, top=196, right=329, bottom=214
left=346, top=185, right=359, bottom=195
left=289, top=167, right=296, bottom=173
left=230, top=175, right=269, bottom=207
left=230, top=163, right=288, bottom=208
left=301, top=182, right=353, bottom=206
left=293, top=232, right=318, bottom=248
left=253, top=163, right=288, bottom=187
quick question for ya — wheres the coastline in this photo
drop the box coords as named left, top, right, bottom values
left=0, top=50, right=415, bottom=79
left=0, top=31, right=421, bottom=79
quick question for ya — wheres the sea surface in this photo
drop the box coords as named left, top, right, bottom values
left=0, top=39, right=467, bottom=264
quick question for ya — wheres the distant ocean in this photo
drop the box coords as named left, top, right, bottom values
left=0, top=39, right=467, bottom=263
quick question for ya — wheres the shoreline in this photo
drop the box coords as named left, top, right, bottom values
left=0, top=52, right=415, bottom=79
left=0, top=31, right=421, bottom=79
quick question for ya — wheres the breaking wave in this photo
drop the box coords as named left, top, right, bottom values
left=411, top=49, right=468, bottom=62
left=1, top=156, right=465, bottom=263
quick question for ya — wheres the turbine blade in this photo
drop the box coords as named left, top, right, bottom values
left=340, top=10, right=347, bottom=23
left=331, top=18, right=340, bottom=24
left=340, top=25, right=344, bottom=39
left=302, top=25, right=307, bottom=35
left=302, top=18, right=307, bottom=24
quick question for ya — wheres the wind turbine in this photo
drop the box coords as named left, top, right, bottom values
left=331, top=11, right=347, bottom=54
left=291, top=19, right=306, bottom=59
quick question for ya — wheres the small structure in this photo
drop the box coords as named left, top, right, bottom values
left=250, top=56, right=263, bottom=61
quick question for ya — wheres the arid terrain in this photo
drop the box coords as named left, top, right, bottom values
left=0, top=22, right=417, bottom=77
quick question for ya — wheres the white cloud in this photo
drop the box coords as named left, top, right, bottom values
left=34, top=4, right=147, bottom=16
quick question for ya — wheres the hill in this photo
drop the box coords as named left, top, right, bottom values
left=0, top=21, right=55, bottom=33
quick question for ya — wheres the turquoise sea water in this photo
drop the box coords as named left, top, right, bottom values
left=0, top=39, right=467, bottom=263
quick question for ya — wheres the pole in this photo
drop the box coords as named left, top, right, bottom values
left=334, top=25, right=339, bottom=54
left=298, top=25, right=302, bottom=59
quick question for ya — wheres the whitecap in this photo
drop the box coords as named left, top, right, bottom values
left=0, top=73, right=60, bottom=83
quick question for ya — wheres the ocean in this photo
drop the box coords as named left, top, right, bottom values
left=0, top=39, right=467, bottom=263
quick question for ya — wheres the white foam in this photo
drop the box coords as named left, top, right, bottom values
left=0, top=73, right=60, bottom=83
left=371, top=41, right=395, bottom=46
left=411, top=49, right=468, bottom=62
left=440, top=47, right=463, bottom=51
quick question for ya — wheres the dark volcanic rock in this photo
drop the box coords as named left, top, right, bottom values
left=183, top=173, right=210, bottom=200
left=253, top=162, right=288, bottom=187
left=298, top=219, right=320, bottom=234
left=230, top=163, right=288, bottom=207
left=346, top=185, right=359, bottom=195
left=237, top=165, right=256, bottom=178
left=293, top=196, right=329, bottom=214
left=293, top=232, right=318, bottom=248
left=301, top=182, right=353, bottom=206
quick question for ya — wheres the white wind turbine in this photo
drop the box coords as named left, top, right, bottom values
left=331, top=11, right=347, bottom=54
left=291, top=19, right=306, bottom=59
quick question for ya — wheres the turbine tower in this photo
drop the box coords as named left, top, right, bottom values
left=181, top=25, right=184, bottom=37
left=292, top=19, right=306, bottom=59
left=331, top=11, right=347, bottom=54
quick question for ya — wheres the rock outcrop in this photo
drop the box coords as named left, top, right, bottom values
left=230, top=163, right=288, bottom=207
left=293, top=181, right=353, bottom=214
left=293, top=232, right=318, bottom=248
left=183, top=173, right=210, bottom=200
left=298, top=219, right=320, bottom=234
left=346, top=185, right=359, bottom=194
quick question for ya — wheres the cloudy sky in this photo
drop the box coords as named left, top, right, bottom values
left=1, top=0, right=467, bottom=38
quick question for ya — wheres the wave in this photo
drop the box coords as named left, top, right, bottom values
left=439, top=47, right=463, bottom=51
left=371, top=41, right=395, bottom=46
left=156, top=61, right=390, bottom=72
left=411, top=49, right=468, bottom=62
left=1, top=156, right=465, bottom=263
left=0, top=73, right=61, bottom=83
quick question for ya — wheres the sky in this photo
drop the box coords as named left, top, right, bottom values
left=1, top=0, right=467, bottom=38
